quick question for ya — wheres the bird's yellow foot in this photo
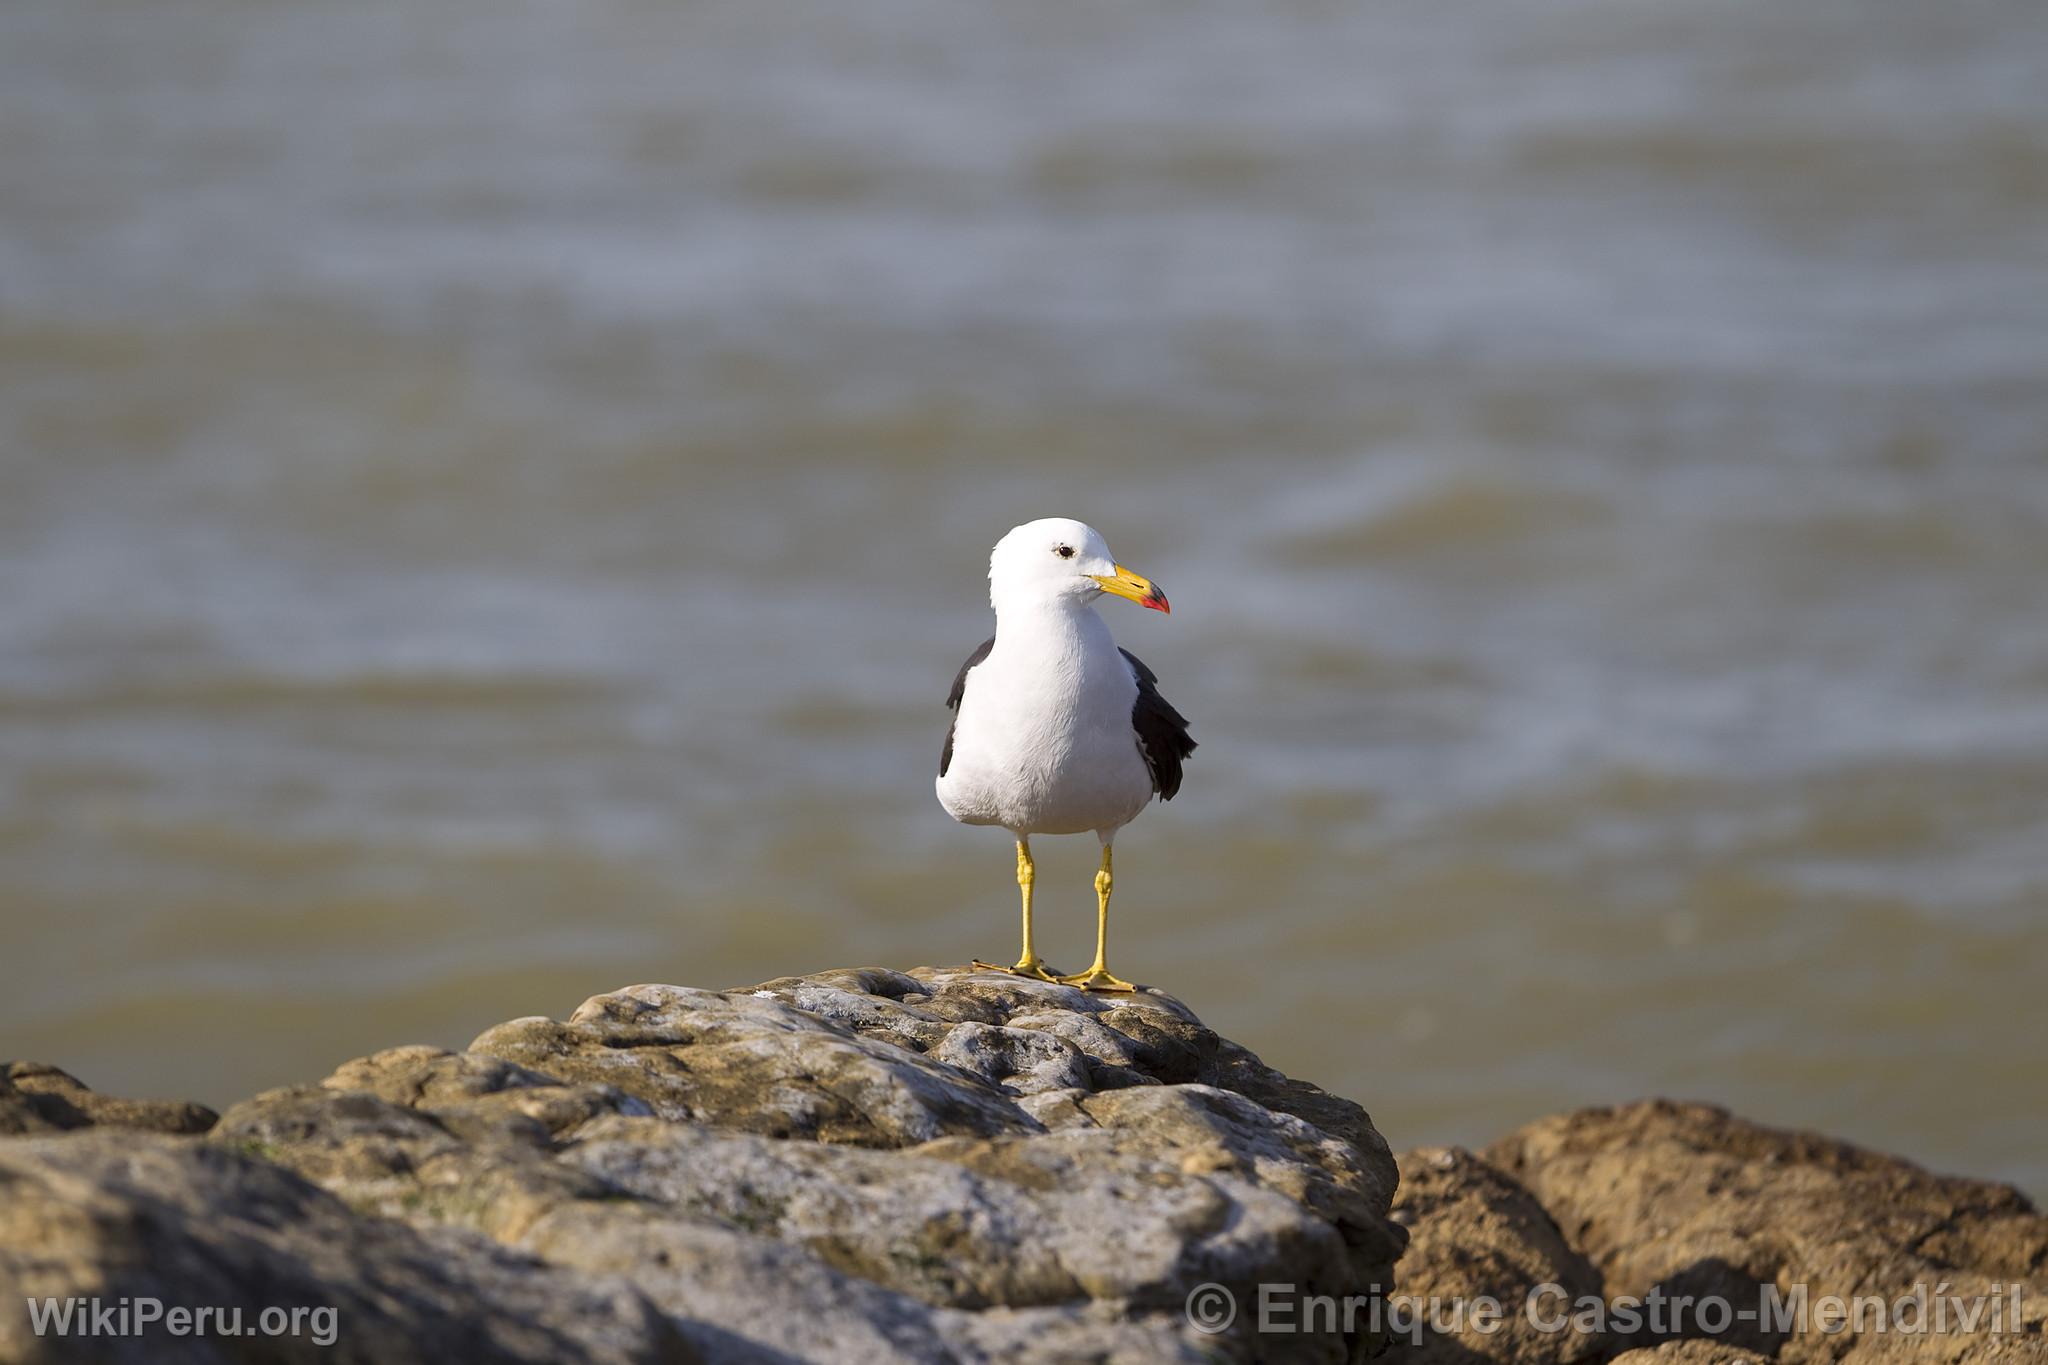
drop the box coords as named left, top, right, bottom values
left=972, top=958, right=1066, bottom=984
left=1057, top=965, right=1137, bottom=993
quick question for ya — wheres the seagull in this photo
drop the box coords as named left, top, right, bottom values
left=937, top=518, right=1195, bottom=992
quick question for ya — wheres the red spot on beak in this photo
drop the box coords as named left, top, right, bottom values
left=1143, top=582, right=1171, bottom=614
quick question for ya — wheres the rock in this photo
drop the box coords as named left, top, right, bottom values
left=207, top=967, right=1406, bottom=1364
left=1386, top=1146, right=1604, bottom=1365
left=23, top=973, right=2037, bottom=1365
left=468, top=976, right=1031, bottom=1148
left=0, top=1131, right=695, bottom=1365
left=1611, top=1343, right=1772, bottom=1365
left=0, top=1062, right=217, bottom=1137
left=1485, top=1100, right=2048, bottom=1364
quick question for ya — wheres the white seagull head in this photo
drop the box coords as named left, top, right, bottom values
left=987, top=517, right=1170, bottom=615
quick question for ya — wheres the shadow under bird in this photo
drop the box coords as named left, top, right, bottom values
left=936, top=518, right=1196, bottom=991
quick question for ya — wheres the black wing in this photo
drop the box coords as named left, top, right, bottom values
left=1120, top=647, right=1196, bottom=800
left=939, top=636, right=995, bottom=777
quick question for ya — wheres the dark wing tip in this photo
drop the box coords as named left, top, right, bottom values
left=940, top=636, right=996, bottom=777
left=1121, top=647, right=1194, bottom=800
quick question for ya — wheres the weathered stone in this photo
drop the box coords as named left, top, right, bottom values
left=749, top=967, right=1401, bottom=1205
left=0, top=1132, right=695, bottom=1365
left=1387, top=1146, right=1604, bottom=1365
left=469, top=981, right=1034, bottom=1148
left=10, top=983, right=2042, bottom=1365
left=209, top=1045, right=657, bottom=1232
left=929, top=1020, right=1094, bottom=1096
left=561, top=1110, right=1350, bottom=1313
left=1612, top=1343, right=1773, bottom=1365
left=219, top=968, right=1406, bottom=1363
left=1486, top=1100, right=2048, bottom=1364
left=0, top=1062, right=216, bottom=1137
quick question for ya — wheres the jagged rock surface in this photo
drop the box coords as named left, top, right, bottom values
left=6, top=979, right=2042, bottom=1365
left=0, top=1131, right=696, bottom=1365
left=1386, top=1145, right=1605, bottom=1365
left=1485, top=1100, right=2048, bottom=1365
left=0, top=1061, right=217, bottom=1137
left=207, top=967, right=1406, bottom=1364
left=1611, top=1344, right=1773, bottom=1365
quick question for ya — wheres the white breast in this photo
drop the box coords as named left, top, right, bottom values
left=936, top=605, right=1155, bottom=836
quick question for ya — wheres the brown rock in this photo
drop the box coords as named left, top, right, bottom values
left=1486, top=1100, right=2048, bottom=1364
left=1612, top=1342, right=1772, bottom=1365
left=0, top=1062, right=216, bottom=1137
left=1388, top=1146, right=1604, bottom=1365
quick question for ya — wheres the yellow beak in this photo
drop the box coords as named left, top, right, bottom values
left=1090, top=564, right=1171, bottom=614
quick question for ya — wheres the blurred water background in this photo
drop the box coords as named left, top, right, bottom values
left=3, top=0, right=2045, bottom=1194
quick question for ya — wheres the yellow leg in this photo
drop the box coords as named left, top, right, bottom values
left=973, top=838, right=1062, bottom=982
left=1059, top=845, right=1136, bottom=992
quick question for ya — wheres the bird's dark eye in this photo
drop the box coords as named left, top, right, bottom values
left=1055, top=544, right=1075, bottom=559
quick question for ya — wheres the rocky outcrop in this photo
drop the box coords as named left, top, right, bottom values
left=0, top=1061, right=216, bottom=1137
left=1, top=968, right=1403, bottom=1365
left=0, top=1133, right=693, bottom=1365
left=1387, top=1146, right=1603, bottom=1365
left=3, top=980, right=2042, bottom=1365
left=1610, top=1344, right=1772, bottom=1365
left=1378, top=1109, right=2045, bottom=1365
left=1484, top=1101, right=2048, bottom=1365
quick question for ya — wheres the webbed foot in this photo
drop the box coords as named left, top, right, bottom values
left=1056, top=965, right=1137, bottom=993
left=972, top=957, right=1066, bottom=984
